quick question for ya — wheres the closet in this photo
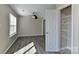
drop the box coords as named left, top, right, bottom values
left=60, top=6, right=71, bottom=53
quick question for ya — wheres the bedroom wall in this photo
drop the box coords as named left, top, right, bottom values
left=0, top=4, right=18, bottom=53
left=18, top=16, right=43, bottom=36
left=72, top=4, right=79, bottom=54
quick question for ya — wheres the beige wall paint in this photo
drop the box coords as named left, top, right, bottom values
left=0, top=5, right=18, bottom=53
left=18, top=16, right=43, bottom=36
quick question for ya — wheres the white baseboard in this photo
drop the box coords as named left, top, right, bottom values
left=3, top=37, right=18, bottom=54
left=45, top=49, right=60, bottom=52
left=18, top=34, right=44, bottom=37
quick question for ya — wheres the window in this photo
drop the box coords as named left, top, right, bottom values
left=9, top=13, right=17, bottom=37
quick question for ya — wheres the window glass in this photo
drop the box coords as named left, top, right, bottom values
left=9, top=13, right=17, bottom=36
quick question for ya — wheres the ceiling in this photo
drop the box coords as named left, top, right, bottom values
left=9, top=4, right=56, bottom=17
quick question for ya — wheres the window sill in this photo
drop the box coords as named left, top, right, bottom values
left=9, top=33, right=16, bottom=38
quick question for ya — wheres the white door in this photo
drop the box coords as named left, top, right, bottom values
left=45, top=10, right=60, bottom=52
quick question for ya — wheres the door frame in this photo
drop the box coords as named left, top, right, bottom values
left=56, top=4, right=72, bottom=53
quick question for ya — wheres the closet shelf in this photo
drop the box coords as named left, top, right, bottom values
left=61, top=35, right=71, bottom=40
left=61, top=22, right=71, bottom=25
left=61, top=30, right=71, bottom=32
left=61, top=15, right=71, bottom=19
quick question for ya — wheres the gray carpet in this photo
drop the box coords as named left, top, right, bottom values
left=6, top=35, right=70, bottom=54
left=6, top=36, right=59, bottom=54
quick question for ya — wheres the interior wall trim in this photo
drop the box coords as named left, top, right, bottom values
left=17, top=34, right=44, bottom=37
left=3, top=37, right=18, bottom=54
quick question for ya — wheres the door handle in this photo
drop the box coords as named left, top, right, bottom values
left=46, top=32, right=48, bottom=34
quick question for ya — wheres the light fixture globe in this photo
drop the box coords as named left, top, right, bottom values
left=32, top=15, right=35, bottom=19
left=32, top=12, right=38, bottom=19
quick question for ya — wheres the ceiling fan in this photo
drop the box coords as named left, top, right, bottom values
left=32, top=12, right=38, bottom=19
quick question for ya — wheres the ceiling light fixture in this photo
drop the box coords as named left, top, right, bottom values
left=22, top=10, right=24, bottom=12
left=32, top=12, right=38, bottom=19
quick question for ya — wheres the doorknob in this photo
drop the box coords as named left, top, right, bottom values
left=46, top=32, right=48, bottom=34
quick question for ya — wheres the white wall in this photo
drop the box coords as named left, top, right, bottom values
left=0, top=5, right=18, bottom=53
left=72, top=4, right=79, bottom=54
left=18, top=16, right=43, bottom=36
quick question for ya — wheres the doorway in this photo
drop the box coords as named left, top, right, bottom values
left=60, top=5, right=72, bottom=54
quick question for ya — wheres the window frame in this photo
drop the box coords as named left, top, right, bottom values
left=9, top=13, right=17, bottom=38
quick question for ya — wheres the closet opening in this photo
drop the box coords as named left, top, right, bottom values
left=60, top=5, right=72, bottom=54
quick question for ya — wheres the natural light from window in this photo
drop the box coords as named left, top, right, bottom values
left=9, top=13, right=17, bottom=37
left=14, top=42, right=36, bottom=54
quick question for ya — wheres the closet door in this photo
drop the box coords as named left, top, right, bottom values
left=45, top=10, right=59, bottom=52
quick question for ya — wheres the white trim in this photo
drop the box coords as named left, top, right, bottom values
left=57, top=4, right=71, bottom=10
left=9, top=33, right=16, bottom=38
left=57, top=5, right=72, bottom=53
left=17, top=34, right=44, bottom=37
left=71, top=5, right=73, bottom=54
left=3, top=37, right=18, bottom=54
left=45, top=50, right=60, bottom=53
